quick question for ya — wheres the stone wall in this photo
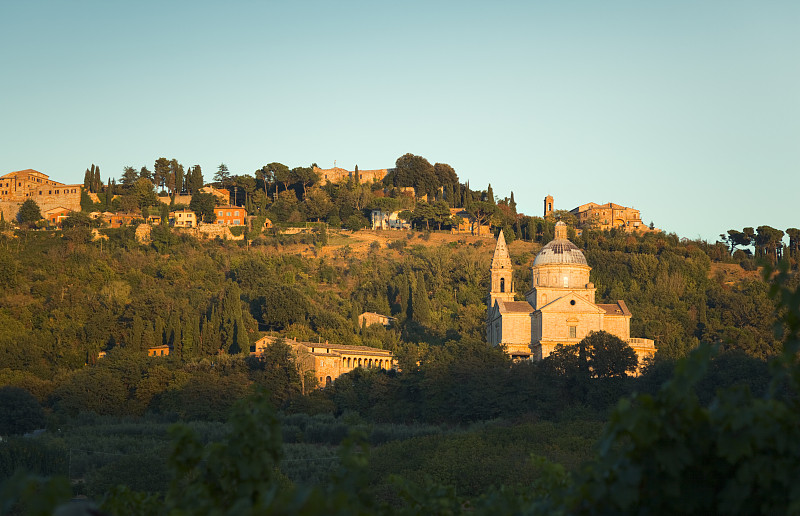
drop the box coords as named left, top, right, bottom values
left=184, top=224, right=244, bottom=240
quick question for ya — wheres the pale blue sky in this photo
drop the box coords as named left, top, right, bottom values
left=2, top=1, right=798, bottom=241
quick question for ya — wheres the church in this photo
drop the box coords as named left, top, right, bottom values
left=486, top=222, right=655, bottom=362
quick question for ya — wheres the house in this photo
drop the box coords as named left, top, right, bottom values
left=199, top=186, right=230, bottom=204
left=104, top=213, right=140, bottom=228
left=449, top=208, right=491, bottom=236
left=169, top=208, right=197, bottom=228
left=252, top=336, right=395, bottom=388
left=44, top=207, right=71, bottom=226
left=486, top=223, right=655, bottom=364
left=371, top=210, right=410, bottom=230
left=358, top=312, right=395, bottom=327
left=147, top=345, right=170, bottom=357
left=215, top=205, right=246, bottom=226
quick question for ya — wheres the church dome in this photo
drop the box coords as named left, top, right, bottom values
left=533, top=222, right=587, bottom=266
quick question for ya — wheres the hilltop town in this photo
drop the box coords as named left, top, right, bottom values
left=1, top=154, right=799, bottom=513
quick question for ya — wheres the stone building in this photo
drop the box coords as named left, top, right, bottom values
left=313, top=165, right=390, bottom=186
left=450, top=208, right=491, bottom=236
left=371, top=210, right=410, bottom=230
left=570, top=201, right=659, bottom=233
left=358, top=312, right=395, bottom=327
left=0, top=169, right=82, bottom=221
left=253, top=336, right=395, bottom=387
left=486, top=222, right=655, bottom=363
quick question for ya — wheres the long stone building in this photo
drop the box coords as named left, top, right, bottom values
left=313, top=165, right=390, bottom=186
left=486, top=222, right=655, bottom=362
left=0, top=169, right=82, bottom=221
left=253, top=335, right=395, bottom=388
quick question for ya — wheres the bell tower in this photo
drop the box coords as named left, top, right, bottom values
left=488, top=230, right=516, bottom=309
left=544, top=195, right=554, bottom=218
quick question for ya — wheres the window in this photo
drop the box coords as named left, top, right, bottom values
left=500, top=278, right=505, bottom=292
left=569, top=326, right=577, bottom=339
left=563, top=276, right=569, bottom=288
left=234, top=210, right=239, bottom=216
left=226, top=211, right=231, bottom=216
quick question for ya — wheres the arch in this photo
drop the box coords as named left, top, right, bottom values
left=500, top=277, right=505, bottom=292
left=358, top=358, right=362, bottom=367
left=368, top=359, right=373, bottom=367
left=325, top=376, right=332, bottom=387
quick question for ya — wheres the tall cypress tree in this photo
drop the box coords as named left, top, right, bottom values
left=93, top=165, right=101, bottom=193
left=131, top=316, right=145, bottom=350
left=105, top=178, right=112, bottom=208
left=412, top=271, right=432, bottom=325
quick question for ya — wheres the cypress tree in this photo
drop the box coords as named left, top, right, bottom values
left=105, top=178, right=112, bottom=208
left=131, top=316, right=145, bottom=350
left=154, top=316, right=165, bottom=347
left=141, top=321, right=155, bottom=351
left=220, top=282, right=249, bottom=354
left=93, top=166, right=101, bottom=193
left=412, top=271, right=432, bottom=325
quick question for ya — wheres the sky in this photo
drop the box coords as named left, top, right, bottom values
left=2, top=0, right=798, bottom=241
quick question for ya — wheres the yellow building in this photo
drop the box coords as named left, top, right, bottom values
left=169, top=208, right=197, bottom=228
left=487, top=222, right=655, bottom=363
left=252, top=336, right=395, bottom=387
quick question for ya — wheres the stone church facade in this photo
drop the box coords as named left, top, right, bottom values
left=487, top=222, right=655, bottom=362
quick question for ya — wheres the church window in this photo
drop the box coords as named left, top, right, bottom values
left=569, top=326, right=577, bottom=339
left=500, top=278, right=505, bottom=292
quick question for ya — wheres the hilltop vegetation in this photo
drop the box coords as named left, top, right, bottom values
left=2, top=153, right=800, bottom=512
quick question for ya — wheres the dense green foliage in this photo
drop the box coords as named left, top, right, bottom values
left=2, top=155, right=799, bottom=512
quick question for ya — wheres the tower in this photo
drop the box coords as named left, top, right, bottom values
left=544, top=195, right=554, bottom=218
left=488, top=230, right=516, bottom=309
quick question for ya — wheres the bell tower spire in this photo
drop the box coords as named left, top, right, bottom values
left=488, top=231, right=515, bottom=308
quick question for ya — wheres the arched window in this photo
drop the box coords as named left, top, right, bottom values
left=500, top=277, right=505, bottom=292
left=325, top=376, right=332, bottom=387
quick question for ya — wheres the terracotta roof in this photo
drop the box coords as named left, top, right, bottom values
left=598, top=301, right=632, bottom=317
left=499, top=301, right=535, bottom=313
